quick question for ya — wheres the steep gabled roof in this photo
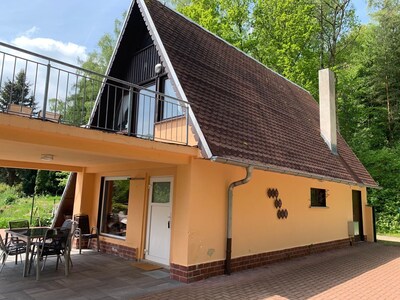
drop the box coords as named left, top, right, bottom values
left=132, top=0, right=377, bottom=187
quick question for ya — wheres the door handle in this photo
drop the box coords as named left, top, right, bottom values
left=168, top=221, right=170, bottom=229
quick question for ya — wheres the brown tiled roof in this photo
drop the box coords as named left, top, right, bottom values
left=144, top=0, right=377, bottom=187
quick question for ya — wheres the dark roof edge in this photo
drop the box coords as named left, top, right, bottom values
left=138, top=0, right=213, bottom=158
left=211, top=156, right=380, bottom=189
left=166, top=2, right=311, bottom=96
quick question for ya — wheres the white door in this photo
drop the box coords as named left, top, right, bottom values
left=145, top=177, right=173, bottom=265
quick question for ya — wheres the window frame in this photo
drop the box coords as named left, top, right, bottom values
left=310, top=188, right=327, bottom=208
left=99, top=176, right=130, bottom=240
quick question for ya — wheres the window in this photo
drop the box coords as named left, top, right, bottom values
left=160, top=78, right=183, bottom=120
left=100, top=177, right=130, bottom=238
left=310, top=188, right=327, bottom=207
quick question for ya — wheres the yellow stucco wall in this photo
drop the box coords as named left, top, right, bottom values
left=73, top=165, right=180, bottom=253
left=72, top=157, right=372, bottom=268
left=180, top=159, right=371, bottom=266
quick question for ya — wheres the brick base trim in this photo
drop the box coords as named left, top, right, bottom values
left=99, top=240, right=137, bottom=260
left=73, top=239, right=136, bottom=260
left=170, top=238, right=350, bottom=283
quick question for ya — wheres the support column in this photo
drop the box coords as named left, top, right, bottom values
left=73, top=171, right=96, bottom=217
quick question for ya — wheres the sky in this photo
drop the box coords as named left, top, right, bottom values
left=0, top=0, right=132, bottom=65
left=0, top=0, right=370, bottom=67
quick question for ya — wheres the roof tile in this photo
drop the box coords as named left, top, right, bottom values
left=145, top=0, right=377, bottom=187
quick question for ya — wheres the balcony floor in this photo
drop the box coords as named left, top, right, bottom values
left=0, top=249, right=183, bottom=299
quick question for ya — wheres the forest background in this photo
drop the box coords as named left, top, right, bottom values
left=0, top=0, right=399, bottom=233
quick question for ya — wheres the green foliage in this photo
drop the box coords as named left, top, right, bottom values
left=252, top=0, right=320, bottom=96
left=112, top=203, right=129, bottom=213
left=175, top=0, right=254, bottom=51
left=112, top=180, right=130, bottom=204
left=0, top=184, right=59, bottom=228
left=35, top=170, right=65, bottom=195
left=56, top=172, right=70, bottom=189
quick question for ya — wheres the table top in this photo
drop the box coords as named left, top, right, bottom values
left=6, top=227, right=50, bottom=239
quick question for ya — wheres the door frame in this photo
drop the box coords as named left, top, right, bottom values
left=145, top=176, right=173, bottom=265
left=352, top=190, right=364, bottom=241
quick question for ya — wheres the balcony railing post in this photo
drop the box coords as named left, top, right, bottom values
left=186, top=105, right=189, bottom=145
left=127, top=87, right=134, bottom=136
left=42, top=61, right=51, bottom=120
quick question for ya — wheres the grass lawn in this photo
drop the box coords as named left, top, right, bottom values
left=378, top=232, right=400, bottom=238
left=0, top=188, right=61, bottom=228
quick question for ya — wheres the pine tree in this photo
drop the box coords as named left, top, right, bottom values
left=0, top=70, right=36, bottom=110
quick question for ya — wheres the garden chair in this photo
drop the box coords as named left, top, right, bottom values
left=29, top=220, right=78, bottom=274
left=8, top=219, right=29, bottom=264
left=0, top=234, right=26, bottom=273
left=29, top=228, right=69, bottom=272
left=74, top=214, right=100, bottom=254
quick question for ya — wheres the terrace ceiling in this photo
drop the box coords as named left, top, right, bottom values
left=0, top=114, right=199, bottom=173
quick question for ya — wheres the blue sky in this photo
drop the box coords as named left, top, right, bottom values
left=0, top=0, right=370, bottom=66
left=0, top=1, right=131, bottom=64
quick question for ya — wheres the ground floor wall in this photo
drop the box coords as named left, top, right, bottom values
left=72, top=158, right=373, bottom=283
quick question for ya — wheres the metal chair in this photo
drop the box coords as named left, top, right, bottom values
left=74, top=214, right=100, bottom=254
left=29, top=220, right=78, bottom=274
left=0, top=234, right=26, bottom=273
left=8, top=219, right=29, bottom=264
left=30, top=228, right=69, bottom=272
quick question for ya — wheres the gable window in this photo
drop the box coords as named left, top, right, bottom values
left=159, top=78, right=183, bottom=120
left=100, top=177, right=130, bottom=239
left=310, top=188, right=326, bottom=207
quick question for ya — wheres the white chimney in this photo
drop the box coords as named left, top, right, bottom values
left=319, top=68, right=337, bottom=154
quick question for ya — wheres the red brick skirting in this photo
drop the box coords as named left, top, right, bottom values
left=74, top=239, right=136, bottom=260
left=170, top=238, right=351, bottom=283
left=98, top=240, right=137, bottom=260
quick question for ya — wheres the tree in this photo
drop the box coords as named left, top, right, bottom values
left=173, top=0, right=254, bottom=52
left=316, top=0, right=360, bottom=69
left=0, top=70, right=36, bottom=110
left=252, top=0, right=320, bottom=95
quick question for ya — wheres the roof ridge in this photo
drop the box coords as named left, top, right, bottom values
left=156, top=0, right=312, bottom=96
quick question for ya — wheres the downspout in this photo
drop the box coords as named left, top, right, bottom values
left=225, top=165, right=254, bottom=275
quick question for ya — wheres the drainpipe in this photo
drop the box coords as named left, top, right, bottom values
left=225, top=166, right=254, bottom=275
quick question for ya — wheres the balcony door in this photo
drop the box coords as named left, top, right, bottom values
left=136, top=84, right=156, bottom=138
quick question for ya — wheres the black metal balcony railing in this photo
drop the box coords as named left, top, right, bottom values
left=0, top=42, right=190, bottom=145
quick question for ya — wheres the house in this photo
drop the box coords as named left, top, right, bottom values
left=0, top=0, right=377, bottom=283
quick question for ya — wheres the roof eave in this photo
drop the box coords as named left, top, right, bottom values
left=211, top=156, right=380, bottom=189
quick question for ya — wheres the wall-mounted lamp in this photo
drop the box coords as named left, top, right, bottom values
left=41, top=154, right=54, bottom=161
left=154, top=63, right=163, bottom=75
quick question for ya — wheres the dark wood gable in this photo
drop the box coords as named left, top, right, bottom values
left=91, top=1, right=161, bottom=131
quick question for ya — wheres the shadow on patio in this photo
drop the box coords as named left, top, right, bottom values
left=0, top=249, right=182, bottom=299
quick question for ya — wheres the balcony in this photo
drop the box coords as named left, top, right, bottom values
left=0, top=42, right=191, bottom=145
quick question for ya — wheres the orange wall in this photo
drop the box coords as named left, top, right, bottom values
left=178, top=159, right=371, bottom=266
left=73, top=157, right=372, bottom=268
left=73, top=164, right=179, bottom=253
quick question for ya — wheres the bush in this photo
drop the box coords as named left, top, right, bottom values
left=4, top=194, right=17, bottom=205
left=112, top=203, right=128, bottom=214
left=0, top=184, right=21, bottom=205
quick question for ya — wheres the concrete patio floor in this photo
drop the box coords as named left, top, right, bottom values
left=0, top=249, right=183, bottom=299
left=1, top=242, right=400, bottom=299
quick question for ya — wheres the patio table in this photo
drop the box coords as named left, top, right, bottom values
left=5, top=227, right=51, bottom=280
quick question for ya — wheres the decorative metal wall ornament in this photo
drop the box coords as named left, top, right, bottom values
left=267, top=188, right=289, bottom=220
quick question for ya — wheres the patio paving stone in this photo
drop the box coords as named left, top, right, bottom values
left=1, top=242, right=400, bottom=299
